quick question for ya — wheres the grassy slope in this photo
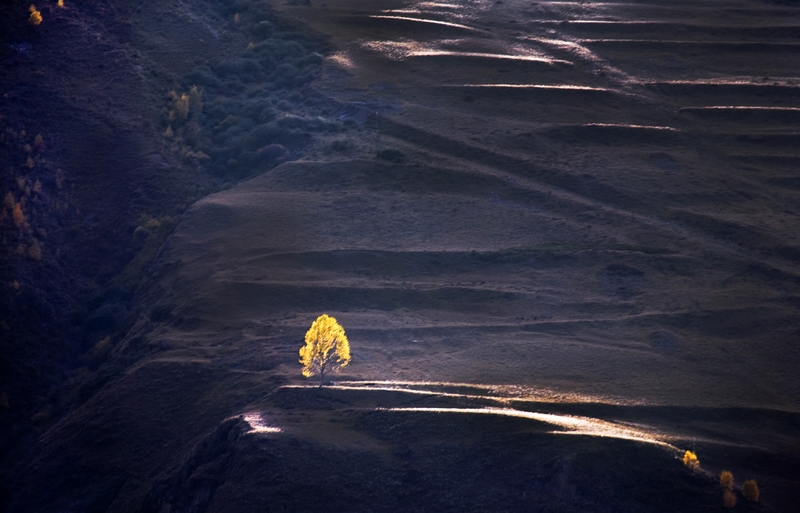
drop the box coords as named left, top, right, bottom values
left=6, top=0, right=800, bottom=511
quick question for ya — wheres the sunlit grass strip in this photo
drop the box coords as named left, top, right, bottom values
left=285, top=383, right=498, bottom=401
left=582, top=123, right=679, bottom=130
left=646, top=78, right=800, bottom=86
left=369, top=15, right=479, bottom=31
left=242, top=413, right=282, bottom=434
left=284, top=380, right=639, bottom=405
left=444, top=84, right=613, bottom=91
left=581, top=39, right=800, bottom=46
left=381, top=407, right=677, bottom=448
left=680, top=106, right=800, bottom=111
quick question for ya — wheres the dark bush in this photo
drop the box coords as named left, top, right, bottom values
left=186, top=66, right=222, bottom=89
left=149, top=302, right=176, bottom=322
left=377, top=148, right=407, bottom=163
left=276, top=115, right=338, bottom=132
left=213, top=58, right=264, bottom=83
left=251, top=20, right=274, bottom=38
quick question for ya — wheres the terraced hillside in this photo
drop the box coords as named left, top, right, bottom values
left=7, top=0, right=800, bottom=511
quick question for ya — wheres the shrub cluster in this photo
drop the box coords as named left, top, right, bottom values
left=166, top=0, right=342, bottom=180
left=0, top=126, right=61, bottom=267
left=720, top=471, right=736, bottom=508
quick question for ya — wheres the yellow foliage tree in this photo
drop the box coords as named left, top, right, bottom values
left=682, top=450, right=699, bottom=469
left=742, top=479, right=759, bottom=502
left=299, top=314, right=351, bottom=387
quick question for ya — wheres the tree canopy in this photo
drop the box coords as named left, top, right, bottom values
left=299, top=314, right=351, bottom=386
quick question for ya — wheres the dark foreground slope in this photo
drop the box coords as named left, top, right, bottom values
left=5, top=0, right=800, bottom=511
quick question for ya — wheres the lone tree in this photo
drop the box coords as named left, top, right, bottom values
left=299, top=314, right=351, bottom=387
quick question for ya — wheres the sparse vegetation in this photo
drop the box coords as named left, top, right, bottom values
left=723, top=489, right=737, bottom=508
left=720, top=471, right=736, bottom=507
left=720, top=470, right=734, bottom=490
left=682, top=450, right=699, bottom=469
left=167, top=2, right=338, bottom=179
left=299, top=314, right=351, bottom=387
left=742, top=479, right=759, bottom=502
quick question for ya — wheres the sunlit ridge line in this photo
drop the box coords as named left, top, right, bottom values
left=583, top=123, right=679, bottom=131
left=381, top=407, right=676, bottom=448
left=285, top=381, right=637, bottom=405
left=647, top=78, right=800, bottom=87
left=408, top=50, right=572, bottom=65
left=416, top=2, right=463, bottom=8
left=533, top=19, right=800, bottom=26
left=581, top=39, right=800, bottom=46
left=369, top=15, right=478, bottom=31
left=681, top=106, right=800, bottom=111
left=531, top=20, right=669, bottom=25
left=443, top=84, right=613, bottom=91
left=285, top=384, right=503, bottom=402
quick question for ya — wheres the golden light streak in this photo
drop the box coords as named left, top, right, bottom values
left=285, top=380, right=640, bottom=405
left=681, top=106, right=800, bottom=111
left=647, top=78, right=800, bottom=86
left=583, top=123, right=679, bottom=130
left=369, top=15, right=479, bottom=31
left=382, top=407, right=677, bottom=448
left=444, top=83, right=614, bottom=91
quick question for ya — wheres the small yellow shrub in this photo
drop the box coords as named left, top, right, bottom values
left=29, top=5, right=42, bottom=25
left=682, top=450, right=699, bottom=469
left=742, top=480, right=759, bottom=502
left=57, top=0, right=64, bottom=7
left=723, top=490, right=736, bottom=508
left=719, top=470, right=734, bottom=490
